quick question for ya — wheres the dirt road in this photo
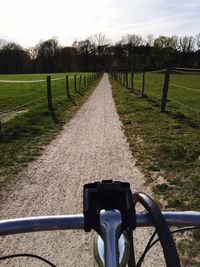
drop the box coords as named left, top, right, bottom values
left=0, top=74, right=164, bottom=266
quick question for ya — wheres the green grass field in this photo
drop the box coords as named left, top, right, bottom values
left=0, top=72, right=99, bottom=187
left=110, top=74, right=200, bottom=266
left=130, top=72, right=200, bottom=125
left=0, top=72, right=94, bottom=122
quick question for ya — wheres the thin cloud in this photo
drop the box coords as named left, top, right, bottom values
left=0, top=0, right=199, bottom=47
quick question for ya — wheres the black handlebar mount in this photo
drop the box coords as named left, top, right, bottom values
left=83, top=180, right=136, bottom=236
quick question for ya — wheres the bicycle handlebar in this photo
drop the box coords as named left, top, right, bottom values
left=1, top=211, right=200, bottom=236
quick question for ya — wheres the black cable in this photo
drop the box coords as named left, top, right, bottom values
left=0, top=253, right=57, bottom=267
left=136, top=224, right=200, bottom=267
left=136, top=230, right=157, bottom=267
left=126, top=229, right=136, bottom=267
left=133, top=192, right=181, bottom=267
left=142, top=226, right=200, bottom=259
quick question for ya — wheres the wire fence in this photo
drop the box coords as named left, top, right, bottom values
left=170, top=83, right=200, bottom=93
left=0, top=73, right=100, bottom=124
left=0, top=79, right=46, bottom=83
left=0, top=81, right=47, bottom=122
left=168, top=98, right=200, bottom=114
left=111, top=67, right=200, bottom=123
left=169, top=68, right=200, bottom=118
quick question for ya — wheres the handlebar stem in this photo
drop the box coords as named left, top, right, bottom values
left=100, top=210, right=121, bottom=267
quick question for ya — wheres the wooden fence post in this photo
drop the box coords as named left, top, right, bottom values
left=141, top=72, right=145, bottom=98
left=79, top=75, right=82, bottom=89
left=0, top=118, right=2, bottom=136
left=84, top=75, right=86, bottom=87
left=131, top=72, right=134, bottom=91
left=126, top=73, right=128, bottom=88
left=161, top=68, right=170, bottom=112
left=47, top=75, right=52, bottom=109
left=66, top=75, right=70, bottom=98
left=74, top=75, right=77, bottom=92
left=120, top=73, right=122, bottom=84
left=123, top=73, right=126, bottom=87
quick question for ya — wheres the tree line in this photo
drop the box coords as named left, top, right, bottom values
left=0, top=33, right=200, bottom=74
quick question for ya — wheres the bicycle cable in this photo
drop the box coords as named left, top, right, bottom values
left=133, top=192, right=181, bottom=267
left=136, top=231, right=157, bottom=267
left=136, top=226, right=200, bottom=267
left=0, top=253, right=57, bottom=267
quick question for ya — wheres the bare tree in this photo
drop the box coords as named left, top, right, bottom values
left=73, top=39, right=94, bottom=70
left=89, top=33, right=110, bottom=56
left=34, top=38, right=60, bottom=72
left=170, top=35, right=179, bottom=50
left=87, top=33, right=111, bottom=70
left=179, top=36, right=195, bottom=53
left=196, top=33, right=200, bottom=50
left=113, top=41, right=126, bottom=69
left=0, top=38, right=8, bottom=49
left=145, top=34, right=154, bottom=46
left=75, top=39, right=94, bottom=56
left=119, top=34, right=144, bottom=71
left=121, top=34, right=143, bottom=46
left=91, top=33, right=107, bottom=47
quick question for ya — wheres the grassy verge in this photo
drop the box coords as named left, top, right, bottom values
left=0, top=72, right=96, bottom=114
left=0, top=75, right=101, bottom=188
left=130, top=72, right=200, bottom=125
left=109, top=75, right=200, bottom=266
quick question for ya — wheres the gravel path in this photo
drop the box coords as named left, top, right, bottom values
left=0, top=74, right=164, bottom=266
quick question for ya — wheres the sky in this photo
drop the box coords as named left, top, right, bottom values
left=0, top=0, right=200, bottom=47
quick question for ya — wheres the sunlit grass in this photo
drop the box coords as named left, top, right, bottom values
left=0, top=72, right=100, bottom=187
left=110, top=74, right=200, bottom=267
left=126, top=72, right=200, bottom=125
left=0, top=72, right=93, bottom=112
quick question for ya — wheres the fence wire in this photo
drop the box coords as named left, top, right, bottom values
left=0, top=73, right=98, bottom=123
left=139, top=70, right=200, bottom=120
left=172, top=70, right=200, bottom=75
left=0, top=81, right=47, bottom=116
left=168, top=98, right=200, bottom=114
left=146, top=69, right=166, bottom=73
left=0, top=96, right=47, bottom=115
left=175, top=67, right=200, bottom=72
left=170, top=83, right=200, bottom=92
left=0, top=79, right=46, bottom=83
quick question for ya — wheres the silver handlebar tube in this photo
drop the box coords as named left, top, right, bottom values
left=0, top=215, right=84, bottom=236
left=0, top=211, right=200, bottom=236
left=137, top=211, right=200, bottom=227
